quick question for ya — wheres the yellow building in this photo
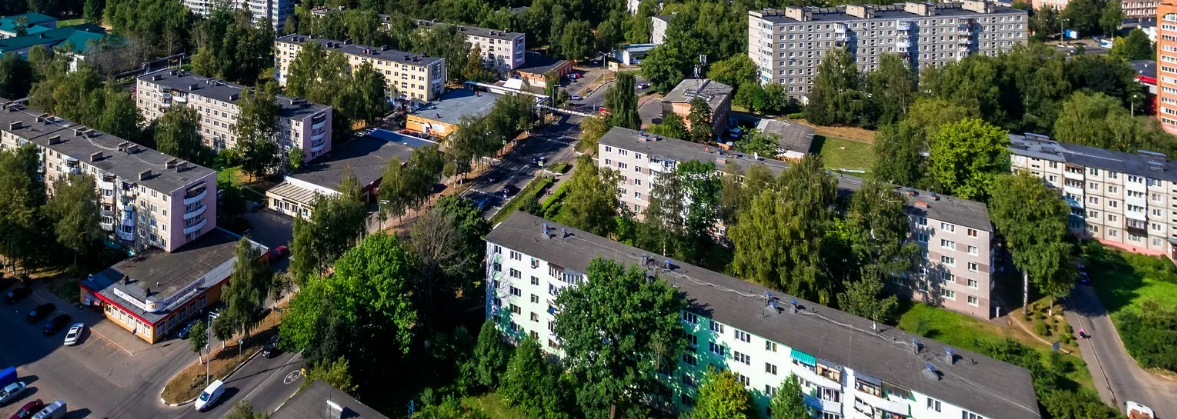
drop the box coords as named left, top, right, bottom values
left=274, top=35, right=447, bottom=102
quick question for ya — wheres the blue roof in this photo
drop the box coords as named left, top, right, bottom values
left=621, top=43, right=657, bottom=53
left=367, top=129, right=438, bottom=149
left=0, top=13, right=57, bottom=33
left=0, top=24, right=119, bottom=55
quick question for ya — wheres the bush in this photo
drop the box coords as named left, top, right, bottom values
left=1035, top=320, right=1050, bottom=337
left=1065, top=324, right=1073, bottom=334
left=1118, top=300, right=1177, bottom=371
left=786, top=112, right=805, bottom=119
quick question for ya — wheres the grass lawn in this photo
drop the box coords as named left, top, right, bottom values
left=812, top=135, right=875, bottom=174
left=491, top=176, right=555, bottom=225
left=462, top=393, right=533, bottom=419
left=216, top=166, right=266, bottom=203
left=57, top=18, right=84, bottom=27
left=896, top=301, right=1094, bottom=392
left=1082, top=243, right=1177, bottom=314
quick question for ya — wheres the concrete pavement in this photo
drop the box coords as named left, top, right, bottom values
left=1065, top=285, right=1177, bottom=417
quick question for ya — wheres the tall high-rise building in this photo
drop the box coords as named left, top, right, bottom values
left=1157, top=0, right=1177, bottom=134
left=748, top=1, right=1027, bottom=100
left=181, top=0, right=294, bottom=33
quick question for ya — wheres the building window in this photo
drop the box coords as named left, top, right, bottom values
left=967, top=228, right=978, bottom=237
left=509, top=268, right=521, bottom=279
left=682, top=353, right=698, bottom=366
left=709, top=341, right=724, bottom=356
left=941, top=239, right=955, bottom=249
left=968, top=245, right=978, bottom=255
left=941, top=222, right=955, bottom=232
left=734, top=330, right=751, bottom=342
left=941, top=256, right=956, bottom=266
left=509, top=286, right=521, bottom=297
left=968, top=296, right=979, bottom=306
left=509, top=250, right=522, bottom=260
left=941, top=289, right=956, bottom=300
left=683, top=312, right=698, bottom=325
left=968, top=279, right=978, bottom=288
left=928, top=397, right=942, bottom=412
left=963, top=411, right=985, bottom=419
left=968, top=262, right=979, bottom=272
left=766, top=341, right=778, bottom=352
left=530, top=276, right=539, bottom=285
left=530, top=294, right=539, bottom=303
left=765, top=363, right=778, bottom=375
left=709, top=320, right=725, bottom=334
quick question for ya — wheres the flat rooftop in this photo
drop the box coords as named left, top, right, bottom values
left=600, top=127, right=991, bottom=230
left=514, top=54, right=568, bottom=75
left=412, top=19, right=524, bottom=41
left=410, top=89, right=501, bottom=126
left=0, top=101, right=215, bottom=194
left=756, top=119, right=816, bottom=153
left=487, top=212, right=1040, bottom=419
left=81, top=228, right=264, bottom=325
left=289, top=136, right=418, bottom=191
left=752, top=2, right=1025, bottom=23
left=276, top=34, right=444, bottom=67
left=138, top=70, right=329, bottom=120
left=663, top=79, right=733, bottom=111
left=272, top=380, right=388, bottom=419
left=1131, top=59, right=1157, bottom=81
left=1008, top=132, right=1177, bottom=183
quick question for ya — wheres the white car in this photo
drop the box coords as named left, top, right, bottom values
left=570, top=94, right=582, bottom=101
left=63, top=323, right=84, bottom=346
left=0, top=381, right=27, bottom=405
left=194, top=380, right=224, bottom=411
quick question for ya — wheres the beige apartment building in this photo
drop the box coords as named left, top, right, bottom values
left=136, top=70, right=332, bottom=162
left=274, top=35, right=447, bottom=103
left=411, top=19, right=526, bottom=71
left=1009, top=133, right=1177, bottom=259
left=0, top=100, right=217, bottom=253
left=598, top=127, right=995, bottom=318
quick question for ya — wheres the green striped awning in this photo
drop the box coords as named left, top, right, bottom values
left=790, top=348, right=816, bottom=366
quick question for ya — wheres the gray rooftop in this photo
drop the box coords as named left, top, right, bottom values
left=1130, top=60, right=1157, bottom=81
left=272, top=380, right=388, bottom=419
left=653, top=14, right=672, bottom=24
left=138, top=70, right=330, bottom=120
left=411, top=89, right=501, bottom=126
left=276, top=34, right=444, bottom=67
left=0, top=101, right=215, bottom=194
left=514, top=53, right=569, bottom=75
left=600, top=127, right=991, bottom=230
left=80, top=228, right=264, bottom=325
left=756, top=119, right=816, bottom=153
left=1008, top=133, right=1177, bottom=183
left=753, top=2, right=1025, bottom=23
left=663, top=79, right=733, bottom=111
left=487, top=212, right=1040, bottom=419
left=289, top=136, right=416, bottom=192
left=412, top=19, right=524, bottom=41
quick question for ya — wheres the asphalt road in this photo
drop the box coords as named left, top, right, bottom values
left=568, top=74, right=651, bottom=115
left=1065, top=285, right=1177, bottom=417
left=169, top=351, right=305, bottom=419
left=462, top=115, right=583, bottom=218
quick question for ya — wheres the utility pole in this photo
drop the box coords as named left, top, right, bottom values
left=1060, top=18, right=1071, bottom=44
left=206, top=311, right=220, bottom=388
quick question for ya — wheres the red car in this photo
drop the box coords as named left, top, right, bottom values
left=10, top=399, right=43, bottom=419
left=268, top=246, right=290, bottom=261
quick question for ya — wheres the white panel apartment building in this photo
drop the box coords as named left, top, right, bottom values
left=0, top=100, right=218, bottom=253
left=598, top=127, right=995, bottom=318
left=411, top=20, right=526, bottom=71
left=485, top=212, right=1040, bottom=419
left=181, top=0, right=293, bottom=32
left=748, top=1, right=1026, bottom=99
left=1009, top=133, right=1177, bottom=260
left=274, top=35, right=447, bottom=103
left=135, top=70, right=333, bottom=162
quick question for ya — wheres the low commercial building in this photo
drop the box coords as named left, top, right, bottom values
left=1008, top=133, right=1177, bottom=260
left=662, top=79, right=733, bottom=137
left=613, top=43, right=656, bottom=66
left=275, top=35, right=447, bottom=103
left=651, top=15, right=670, bottom=44
left=411, top=19, right=526, bottom=71
left=266, top=134, right=426, bottom=218
left=272, top=380, right=388, bottom=419
left=754, top=118, right=817, bottom=159
left=181, top=0, right=293, bottom=32
left=485, top=212, right=1039, bottom=419
left=511, top=53, right=573, bottom=88
left=406, top=89, right=502, bottom=137
left=0, top=13, right=56, bottom=38
left=599, top=126, right=995, bottom=318
left=0, top=24, right=116, bottom=60
left=0, top=100, right=218, bottom=253
left=79, top=228, right=264, bottom=343
left=136, top=70, right=332, bottom=161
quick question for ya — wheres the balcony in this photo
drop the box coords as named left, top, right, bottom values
left=311, top=130, right=327, bottom=142
left=183, top=203, right=206, bottom=220
left=183, top=187, right=207, bottom=205
left=897, top=40, right=910, bottom=49
left=311, top=140, right=327, bottom=153
left=835, top=25, right=846, bottom=34
left=183, top=217, right=207, bottom=235
left=853, top=389, right=910, bottom=417
left=1126, top=220, right=1149, bottom=236
left=99, top=178, right=115, bottom=190
left=116, top=224, right=134, bottom=242
left=312, top=117, right=327, bottom=130
left=173, top=93, right=188, bottom=103
left=898, top=21, right=911, bottom=31
left=100, top=220, right=114, bottom=231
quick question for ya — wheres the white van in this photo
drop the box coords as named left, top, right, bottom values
left=194, top=380, right=225, bottom=411
left=31, top=399, right=66, bottom=419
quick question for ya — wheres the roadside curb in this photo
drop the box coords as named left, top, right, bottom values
left=159, top=346, right=265, bottom=407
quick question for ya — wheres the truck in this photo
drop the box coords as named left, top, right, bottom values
left=1127, top=401, right=1155, bottom=419
left=0, top=367, right=16, bottom=389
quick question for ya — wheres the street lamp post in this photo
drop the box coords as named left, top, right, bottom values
left=1061, top=18, right=1071, bottom=44
left=206, top=311, right=220, bottom=388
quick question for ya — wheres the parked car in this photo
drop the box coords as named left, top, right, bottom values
left=0, top=382, right=27, bottom=406
left=638, top=82, right=650, bottom=89
left=4, top=286, right=31, bottom=304
left=177, top=319, right=198, bottom=339
left=1077, top=271, right=1091, bottom=286
left=268, top=246, right=290, bottom=261
left=63, top=323, right=84, bottom=346
left=25, top=303, right=54, bottom=324
left=501, top=185, right=516, bottom=197
left=43, top=314, right=71, bottom=335
left=194, top=380, right=225, bottom=411
left=570, top=94, right=582, bottom=101
left=9, top=399, right=43, bottom=419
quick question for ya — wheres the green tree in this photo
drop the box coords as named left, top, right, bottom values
left=1111, top=28, right=1153, bottom=61
left=770, top=374, right=815, bottom=419
left=844, top=178, right=921, bottom=277
left=558, top=19, right=592, bottom=60
left=500, top=338, right=572, bottom=418
left=154, top=106, right=205, bottom=163
left=688, top=369, right=757, bottom=419
left=1053, top=91, right=1168, bottom=156
left=927, top=118, right=1010, bottom=201
left=83, top=0, right=103, bottom=24
left=351, top=62, right=389, bottom=126
left=212, top=315, right=234, bottom=349
left=225, top=400, right=268, bottom=419
left=0, top=145, right=48, bottom=275
left=470, top=320, right=510, bottom=388
left=302, top=357, right=358, bottom=394
left=221, top=237, right=271, bottom=338
left=1031, top=5, right=1060, bottom=41
left=706, top=54, right=758, bottom=91
left=870, top=122, right=926, bottom=189
left=289, top=171, right=368, bottom=283
left=1062, top=0, right=1100, bottom=36
left=805, top=47, right=864, bottom=126
left=687, top=97, right=713, bottom=143
left=989, top=171, right=1075, bottom=314
left=189, top=319, right=208, bottom=365
left=837, top=266, right=900, bottom=324
left=577, top=114, right=611, bottom=153
left=464, top=43, right=487, bottom=81
left=233, top=83, right=281, bottom=179
left=0, top=54, right=33, bottom=100
left=1099, top=0, right=1124, bottom=36
left=554, top=258, right=685, bottom=418
left=863, top=54, right=917, bottom=128
left=649, top=113, right=689, bottom=141
left=46, top=174, right=102, bottom=269
left=919, top=55, right=1005, bottom=127
left=561, top=155, right=622, bottom=236
left=604, top=72, right=640, bottom=129
left=287, top=148, right=305, bottom=172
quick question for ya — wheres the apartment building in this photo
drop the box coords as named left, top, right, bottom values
left=0, top=100, right=217, bottom=253
left=1157, top=1, right=1177, bottom=134
left=135, top=70, right=332, bottom=162
left=748, top=1, right=1027, bottom=99
left=485, top=212, right=1039, bottom=419
left=598, top=127, right=994, bottom=318
left=181, top=0, right=293, bottom=32
left=274, top=35, right=447, bottom=103
left=411, top=19, right=526, bottom=71
left=1009, top=133, right=1177, bottom=260
left=1033, top=0, right=1154, bottom=19
left=662, top=79, right=733, bottom=137
left=652, top=15, right=670, bottom=45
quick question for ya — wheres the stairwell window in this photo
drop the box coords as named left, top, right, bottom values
left=927, top=397, right=942, bottom=412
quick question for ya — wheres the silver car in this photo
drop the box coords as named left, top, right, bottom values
left=0, top=381, right=27, bottom=405
left=63, top=323, right=84, bottom=346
